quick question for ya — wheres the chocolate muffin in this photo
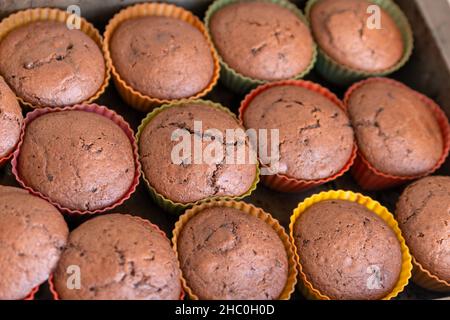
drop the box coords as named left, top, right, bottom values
left=177, top=206, right=288, bottom=299
left=0, top=77, right=22, bottom=158
left=0, top=21, right=105, bottom=107
left=209, top=1, right=314, bottom=81
left=139, top=102, right=257, bottom=204
left=243, top=84, right=354, bottom=180
left=54, top=214, right=181, bottom=300
left=0, top=185, right=68, bottom=300
left=347, top=80, right=443, bottom=176
left=310, top=0, right=404, bottom=72
left=110, top=16, right=214, bottom=100
left=293, top=200, right=402, bottom=300
left=396, top=176, right=450, bottom=282
left=18, top=110, right=135, bottom=211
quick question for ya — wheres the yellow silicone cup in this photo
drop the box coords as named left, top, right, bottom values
left=136, top=99, right=260, bottom=215
left=289, top=190, right=412, bottom=300
left=172, top=200, right=298, bottom=300
left=0, top=8, right=110, bottom=109
left=103, top=2, right=220, bottom=113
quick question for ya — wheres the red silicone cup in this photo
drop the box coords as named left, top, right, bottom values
left=11, top=104, right=141, bottom=216
left=344, top=77, right=450, bottom=190
left=23, top=286, right=39, bottom=300
left=239, top=79, right=358, bottom=193
left=0, top=150, right=14, bottom=168
left=49, top=214, right=185, bottom=300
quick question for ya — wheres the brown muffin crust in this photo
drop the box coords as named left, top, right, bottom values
left=396, top=176, right=450, bottom=282
left=293, top=200, right=402, bottom=300
left=0, top=76, right=22, bottom=158
left=177, top=206, right=288, bottom=300
left=347, top=80, right=443, bottom=176
left=54, top=214, right=181, bottom=300
left=18, top=110, right=135, bottom=211
left=0, top=185, right=68, bottom=300
left=0, top=21, right=105, bottom=107
left=209, top=1, right=314, bottom=81
left=243, top=85, right=354, bottom=180
left=310, top=0, right=404, bottom=72
left=110, top=16, right=214, bottom=100
left=139, top=103, right=257, bottom=204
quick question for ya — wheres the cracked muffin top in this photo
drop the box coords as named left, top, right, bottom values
left=177, top=206, right=288, bottom=299
left=0, top=76, right=22, bottom=158
left=293, top=200, right=402, bottom=300
left=243, top=84, right=354, bottom=180
left=110, top=16, right=214, bottom=100
left=18, top=110, right=135, bottom=211
left=209, top=1, right=314, bottom=81
left=54, top=214, right=181, bottom=300
left=347, top=80, right=443, bottom=176
left=0, top=185, right=68, bottom=300
left=310, top=0, right=404, bottom=72
left=139, top=102, right=257, bottom=204
left=396, top=176, right=450, bottom=282
left=0, top=21, right=105, bottom=107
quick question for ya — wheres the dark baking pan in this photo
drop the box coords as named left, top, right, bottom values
left=0, top=0, right=449, bottom=300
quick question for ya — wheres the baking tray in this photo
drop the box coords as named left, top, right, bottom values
left=0, top=0, right=449, bottom=300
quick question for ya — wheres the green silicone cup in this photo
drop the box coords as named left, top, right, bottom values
left=305, top=0, right=414, bottom=86
left=204, top=0, right=317, bottom=95
left=136, top=99, right=260, bottom=215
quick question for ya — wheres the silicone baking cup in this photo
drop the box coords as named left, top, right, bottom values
left=289, top=190, right=412, bottom=300
left=11, top=104, right=141, bottom=216
left=172, top=200, right=298, bottom=300
left=0, top=8, right=110, bottom=109
left=239, top=80, right=357, bottom=193
left=136, top=99, right=260, bottom=215
left=103, top=3, right=220, bottom=113
left=411, top=258, right=450, bottom=292
left=23, top=286, right=39, bottom=300
left=344, top=77, right=450, bottom=190
left=49, top=215, right=185, bottom=300
left=204, top=0, right=317, bottom=95
left=305, top=0, right=413, bottom=86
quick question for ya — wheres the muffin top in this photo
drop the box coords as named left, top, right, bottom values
left=0, top=76, right=22, bottom=158
left=110, top=16, right=214, bottom=100
left=293, top=200, right=402, bottom=300
left=347, top=80, right=443, bottom=176
left=310, top=0, right=404, bottom=72
left=396, top=176, right=450, bottom=282
left=0, top=185, right=68, bottom=300
left=177, top=206, right=288, bottom=299
left=18, top=110, right=135, bottom=211
left=139, top=103, right=257, bottom=204
left=54, top=214, right=181, bottom=300
left=243, top=85, right=354, bottom=180
left=209, top=1, right=314, bottom=81
left=0, top=21, right=105, bottom=107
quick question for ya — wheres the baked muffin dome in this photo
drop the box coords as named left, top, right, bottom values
left=0, top=77, right=22, bottom=158
left=293, top=200, right=402, bottom=300
left=54, top=214, right=181, bottom=300
left=139, top=102, right=257, bottom=204
left=209, top=1, right=314, bottom=81
left=110, top=16, right=214, bottom=100
left=0, top=21, right=105, bottom=107
left=243, top=84, right=354, bottom=180
left=177, top=206, right=288, bottom=299
left=347, top=80, right=443, bottom=176
left=396, top=176, right=450, bottom=282
left=310, top=0, right=404, bottom=72
left=0, top=186, right=68, bottom=300
left=18, top=110, right=135, bottom=211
